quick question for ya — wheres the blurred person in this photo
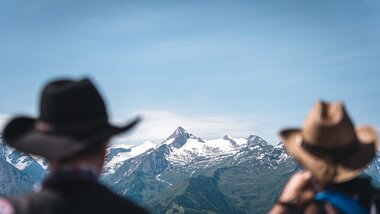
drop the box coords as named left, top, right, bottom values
left=0, top=78, right=148, bottom=214
left=270, top=101, right=379, bottom=214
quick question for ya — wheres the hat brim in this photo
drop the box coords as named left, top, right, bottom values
left=3, top=116, right=141, bottom=161
left=280, top=126, right=377, bottom=183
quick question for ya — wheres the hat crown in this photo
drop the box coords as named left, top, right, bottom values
left=302, top=101, right=357, bottom=149
left=39, top=78, right=108, bottom=126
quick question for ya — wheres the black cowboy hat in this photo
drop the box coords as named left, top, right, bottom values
left=2, top=78, right=140, bottom=161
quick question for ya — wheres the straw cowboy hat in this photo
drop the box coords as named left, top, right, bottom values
left=280, top=101, right=378, bottom=183
left=2, top=78, right=140, bottom=161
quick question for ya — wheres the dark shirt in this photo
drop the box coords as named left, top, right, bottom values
left=323, top=176, right=377, bottom=212
left=3, top=170, right=149, bottom=214
left=287, top=176, right=380, bottom=214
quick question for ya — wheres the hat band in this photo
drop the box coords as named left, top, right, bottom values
left=35, top=118, right=108, bottom=133
left=301, top=140, right=359, bottom=162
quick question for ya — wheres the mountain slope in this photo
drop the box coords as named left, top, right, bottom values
left=0, top=138, right=47, bottom=185
left=0, top=138, right=37, bottom=196
left=147, top=175, right=240, bottom=214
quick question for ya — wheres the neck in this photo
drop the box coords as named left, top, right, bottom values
left=50, top=162, right=101, bottom=176
left=50, top=157, right=104, bottom=177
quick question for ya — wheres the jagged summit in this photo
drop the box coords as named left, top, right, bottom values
left=248, top=135, right=264, bottom=143
left=175, top=126, right=188, bottom=134
left=167, top=127, right=191, bottom=140
left=163, top=127, right=193, bottom=149
left=247, top=135, right=257, bottom=141
left=247, top=135, right=268, bottom=147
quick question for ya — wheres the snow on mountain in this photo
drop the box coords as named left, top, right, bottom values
left=106, top=127, right=291, bottom=185
left=272, top=143, right=290, bottom=163
left=131, top=141, right=157, bottom=156
left=0, top=135, right=47, bottom=188
left=228, top=136, right=247, bottom=146
left=104, top=141, right=157, bottom=173
left=6, top=148, right=34, bottom=170
left=166, top=134, right=245, bottom=165
left=160, top=128, right=287, bottom=172
left=1, top=142, right=46, bottom=171
left=163, top=127, right=192, bottom=149
left=165, top=127, right=191, bottom=141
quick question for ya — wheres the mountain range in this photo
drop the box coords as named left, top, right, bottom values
left=101, top=127, right=302, bottom=213
left=1, top=128, right=379, bottom=213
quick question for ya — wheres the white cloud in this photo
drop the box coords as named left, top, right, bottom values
left=0, top=115, right=11, bottom=132
left=113, top=110, right=259, bottom=144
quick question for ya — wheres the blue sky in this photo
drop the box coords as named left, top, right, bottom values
left=0, top=0, right=379, bottom=144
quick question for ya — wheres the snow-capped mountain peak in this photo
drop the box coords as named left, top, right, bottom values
left=163, top=127, right=194, bottom=149
left=173, top=126, right=188, bottom=136
left=166, top=127, right=191, bottom=140
left=165, top=130, right=251, bottom=166
left=223, top=135, right=231, bottom=140
left=248, top=135, right=267, bottom=146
